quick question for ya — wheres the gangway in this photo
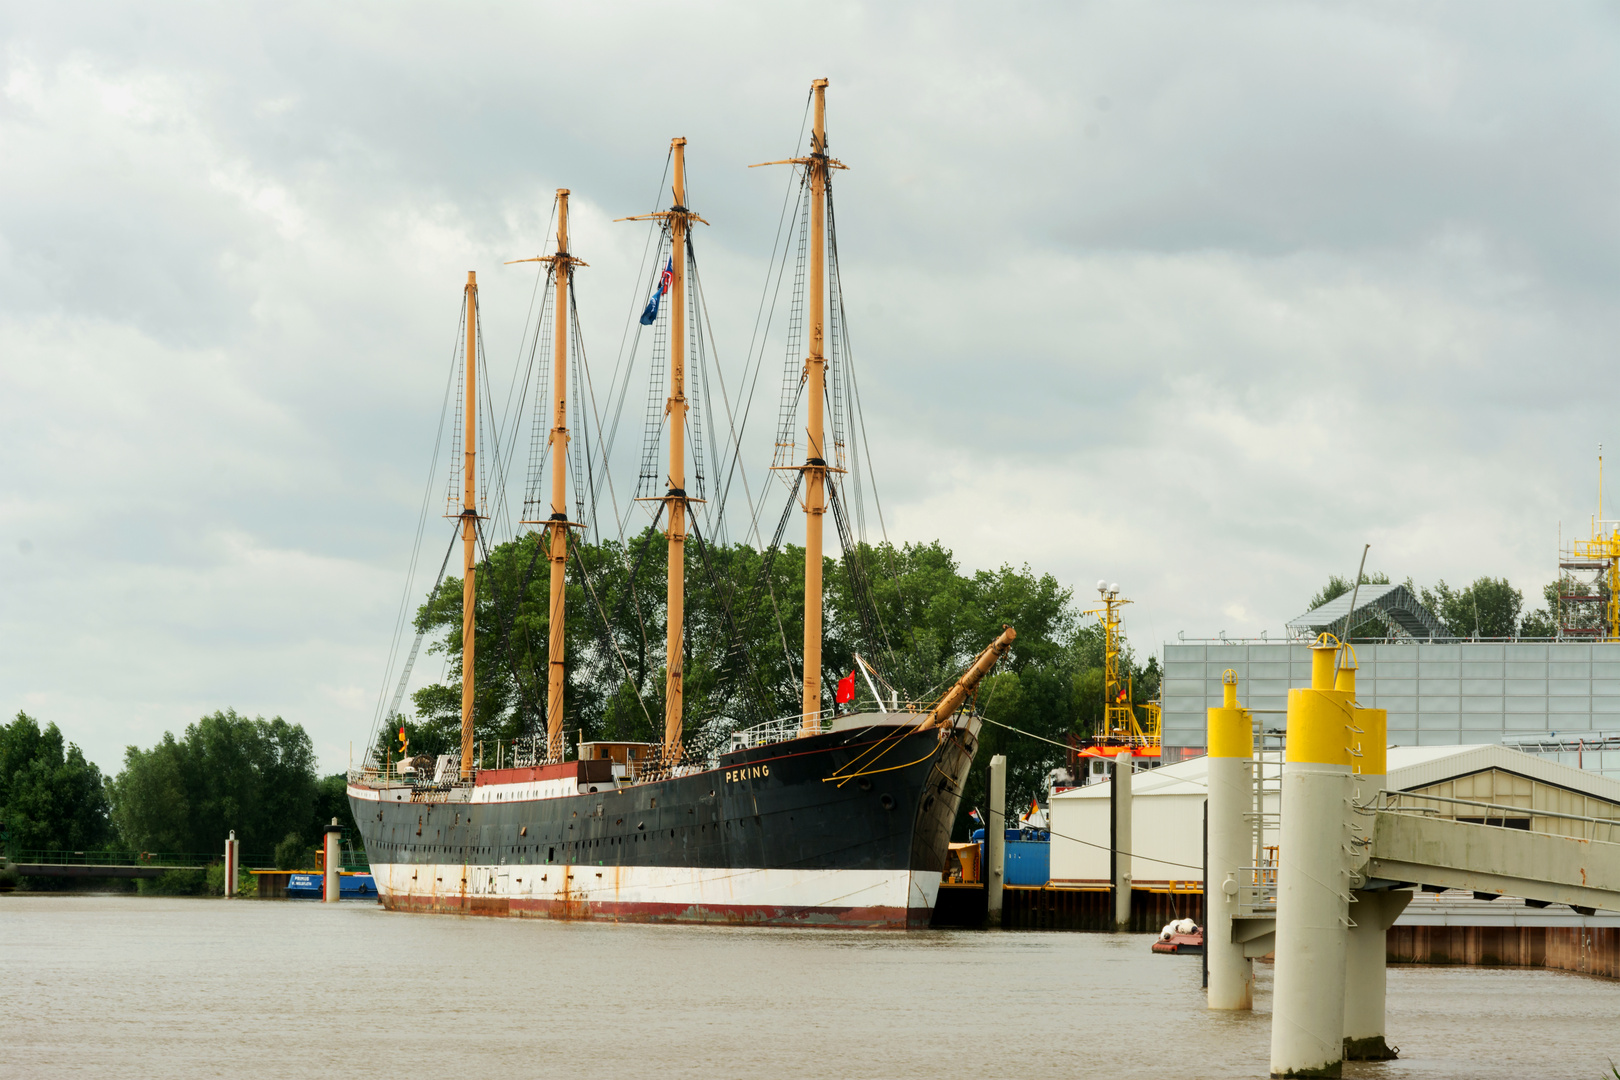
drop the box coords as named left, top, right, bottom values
left=1366, top=794, right=1620, bottom=914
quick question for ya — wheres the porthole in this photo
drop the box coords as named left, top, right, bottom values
left=880, top=793, right=895, bottom=811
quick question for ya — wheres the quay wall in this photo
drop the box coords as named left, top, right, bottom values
left=933, top=884, right=1204, bottom=930
left=1388, top=924, right=1620, bottom=980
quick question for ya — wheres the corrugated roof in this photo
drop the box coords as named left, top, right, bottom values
left=1286, top=582, right=1451, bottom=641
left=1389, top=743, right=1620, bottom=803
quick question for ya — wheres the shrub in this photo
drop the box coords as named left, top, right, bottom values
left=138, top=868, right=207, bottom=896
left=274, top=831, right=311, bottom=870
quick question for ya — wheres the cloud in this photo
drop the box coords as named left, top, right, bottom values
left=2, top=2, right=1618, bottom=772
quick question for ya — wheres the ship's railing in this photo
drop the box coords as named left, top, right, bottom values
left=723, top=714, right=834, bottom=753
left=348, top=764, right=410, bottom=786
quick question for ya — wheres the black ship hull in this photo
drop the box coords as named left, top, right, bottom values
left=348, top=715, right=978, bottom=928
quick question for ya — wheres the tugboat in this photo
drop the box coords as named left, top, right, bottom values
left=347, top=79, right=1013, bottom=928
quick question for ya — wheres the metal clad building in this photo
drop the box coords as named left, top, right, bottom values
left=1162, top=641, right=1620, bottom=775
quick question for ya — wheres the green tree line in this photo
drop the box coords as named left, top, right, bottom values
left=1306, top=570, right=1562, bottom=639
left=0, top=709, right=357, bottom=893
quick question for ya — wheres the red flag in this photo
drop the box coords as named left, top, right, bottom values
left=835, top=671, right=856, bottom=705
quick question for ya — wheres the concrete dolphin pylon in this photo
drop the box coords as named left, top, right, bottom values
left=1206, top=669, right=1255, bottom=1009
left=1270, top=635, right=1354, bottom=1079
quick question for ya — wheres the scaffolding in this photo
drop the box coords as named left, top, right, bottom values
left=1559, top=448, right=1620, bottom=640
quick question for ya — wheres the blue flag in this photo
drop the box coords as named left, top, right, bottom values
left=639, top=258, right=673, bottom=325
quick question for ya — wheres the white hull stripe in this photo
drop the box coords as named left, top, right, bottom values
left=369, top=862, right=942, bottom=928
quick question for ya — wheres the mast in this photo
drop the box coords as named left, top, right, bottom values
left=665, top=138, right=690, bottom=763
left=509, top=192, right=589, bottom=762
left=617, top=141, right=707, bottom=764
left=460, top=270, right=478, bottom=781
left=752, top=80, right=848, bottom=733
left=801, top=78, right=830, bottom=734
left=547, top=192, right=574, bottom=761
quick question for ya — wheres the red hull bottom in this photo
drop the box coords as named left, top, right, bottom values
left=379, top=891, right=932, bottom=929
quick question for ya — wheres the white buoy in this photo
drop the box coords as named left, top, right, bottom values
left=1206, top=670, right=1254, bottom=1009
left=1270, top=638, right=1352, bottom=1079
left=1113, top=752, right=1133, bottom=931
left=323, top=818, right=343, bottom=903
left=987, top=754, right=1007, bottom=928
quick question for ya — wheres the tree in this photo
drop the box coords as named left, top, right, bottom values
left=110, top=710, right=318, bottom=857
left=1421, top=577, right=1523, bottom=639
left=0, top=712, right=112, bottom=855
left=1519, top=580, right=1561, bottom=639
left=312, top=772, right=361, bottom=860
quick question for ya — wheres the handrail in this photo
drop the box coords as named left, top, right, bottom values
left=8, top=849, right=274, bottom=869
left=1371, top=789, right=1620, bottom=842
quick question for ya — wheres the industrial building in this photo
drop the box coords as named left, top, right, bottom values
left=1161, top=583, right=1620, bottom=779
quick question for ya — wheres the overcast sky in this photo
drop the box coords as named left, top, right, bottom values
left=5, top=2, right=1620, bottom=774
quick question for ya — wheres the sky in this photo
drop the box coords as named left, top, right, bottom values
left=5, top=2, right=1620, bottom=775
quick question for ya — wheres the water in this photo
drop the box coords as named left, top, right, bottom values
left=2, top=895, right=1616, bottom=1079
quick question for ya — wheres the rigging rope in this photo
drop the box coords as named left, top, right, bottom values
left=568, top=531, right=655, bottom=729
left=382, top=526, right=463, bottom=727
left=366, top=296, right=467, bottom=758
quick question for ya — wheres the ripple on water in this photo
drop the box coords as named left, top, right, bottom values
left=1, top=895, right=1616, bottom=1079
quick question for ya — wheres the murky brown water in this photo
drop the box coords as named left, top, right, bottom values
left=2, top=895, right=1616, bottom=1079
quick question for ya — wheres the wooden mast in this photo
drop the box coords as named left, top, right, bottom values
left=460, top=270, right=478, bottom=780
left=618, top=140, right=707, bottom=763
left=546, top=192, right=574, bottom=762
left=801, top=78, right=830, bottom=734
left=509, top=191, right=587, bottom=762
left=751, top=80, right=848, bottom=733
left=664, top=138, right=690, bottom=764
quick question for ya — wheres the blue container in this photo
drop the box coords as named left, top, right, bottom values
left=968, top=828, right=1051, bottom=887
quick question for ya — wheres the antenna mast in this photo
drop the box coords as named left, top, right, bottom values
left=460, top=271, right=479, bottom=780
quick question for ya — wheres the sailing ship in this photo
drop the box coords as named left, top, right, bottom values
left=348, top=80, right=1013, bottom=928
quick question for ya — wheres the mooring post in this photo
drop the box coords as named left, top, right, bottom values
left=323, top=818, right=343, bottom=903
left=223, top=830, right=239, bottom=900
left=1338, top=663, right=1406, bottom=1061
left=1207, top=671, right=1254, bottom=1008
left=987, top=754, right=1006, bottom=928
left=1270, top=637, right=1353, bottom=1079
left=1113, top=751, right=1134, bottom=931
